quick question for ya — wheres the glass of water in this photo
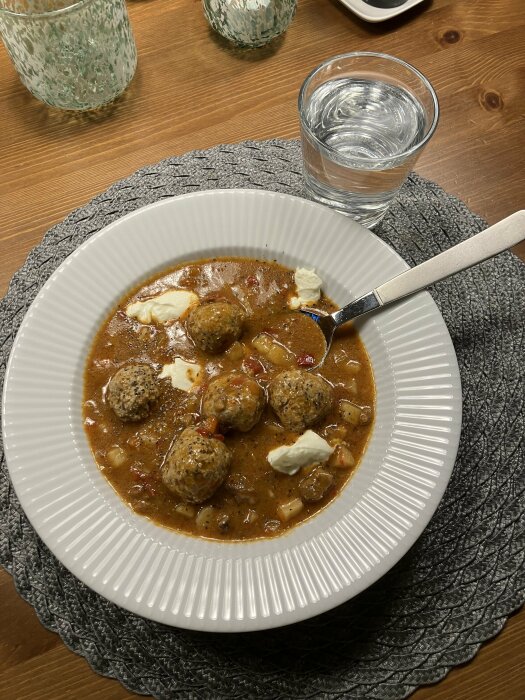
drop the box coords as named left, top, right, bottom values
left=0, top=0, right=137, bottom=111
left=298, top=52, right=439, bottom=228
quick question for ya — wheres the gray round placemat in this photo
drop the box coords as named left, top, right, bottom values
left=1, top=139, right=523, bottom=699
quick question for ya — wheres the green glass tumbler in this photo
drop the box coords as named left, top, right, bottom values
left=203, top=0, right=297, bottom=48
left=0, top=0, right=137, bottom=110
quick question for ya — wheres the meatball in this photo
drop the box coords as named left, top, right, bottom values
left=268, top=369, right=333, bottom=431
left=202, top=372, right=265, bottom=432
left=162, top=427, right=231, bottom=503
left=186, top=301, right=244, bottom=354
left=106, top=363, right=159, bottom=422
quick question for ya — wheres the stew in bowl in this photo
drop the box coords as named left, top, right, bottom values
left=84, top=257, right=375, bottom=541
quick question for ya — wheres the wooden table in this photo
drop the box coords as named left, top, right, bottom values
left=1, top=0, right=523, bottom=697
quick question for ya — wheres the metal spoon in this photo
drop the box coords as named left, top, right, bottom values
left=301, top=210, right=525, bottom=368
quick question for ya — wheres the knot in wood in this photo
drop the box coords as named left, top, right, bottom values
left=439, top=29, right=461, bottom=46
left=481, top=90, right=503, bottom=111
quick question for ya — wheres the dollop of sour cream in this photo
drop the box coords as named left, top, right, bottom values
left=126, top=290, right=198, bottom=325
left=288, top=268, right=323, bottom=309
left=267, top=430, right=334, bottom=475
left=159, top=358, right=203, bottom=392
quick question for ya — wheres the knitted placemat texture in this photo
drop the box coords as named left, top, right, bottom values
left=1, top=139, right=523, bottom=699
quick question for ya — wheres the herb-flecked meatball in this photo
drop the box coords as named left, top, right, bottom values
left=186, top=301, right=244, bottom=354
left=268, top=369, right=333, bottom=432
left=162, top=427, right=231, bottom=503
left=202, top=372, right=265, bottom=433
left=106, top=363, right=159, bottom=422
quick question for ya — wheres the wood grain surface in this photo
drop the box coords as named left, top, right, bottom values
left=0, top=0, right=524, bottom=698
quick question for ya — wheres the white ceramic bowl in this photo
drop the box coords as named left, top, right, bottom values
left=2, top=189, right=461, bottom=631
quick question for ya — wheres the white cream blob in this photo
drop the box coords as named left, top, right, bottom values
left=159, top=358, right=203, bottom=392
left=288, top=268, right=323, bottom=309
left=267, top=430, right=334, bottom=475
left=126, top=290, right=198, bottom=325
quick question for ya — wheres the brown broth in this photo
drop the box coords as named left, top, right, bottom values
left=83, top=258, right=375, bottom=541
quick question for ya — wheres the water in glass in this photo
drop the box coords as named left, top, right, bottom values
left=301, top=77, right=427, bottom=227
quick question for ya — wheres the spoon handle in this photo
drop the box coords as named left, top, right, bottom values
left=375, top=210, right=525, bottom=305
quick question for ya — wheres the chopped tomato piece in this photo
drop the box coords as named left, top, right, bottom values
left=246, top=275, right=259, bottom=287
left=144, top=482, right=158, bottom=497
left=129, top=466, right=160, bottom=493
left=196, top=424, right=224, bottom=442
left=130, top=465, right=148, bottom=481
left=297, top=353, right=316, bottom=368
left=197, top=416, right=219, bottom=436
left=242, top=357, right=265, bottom=375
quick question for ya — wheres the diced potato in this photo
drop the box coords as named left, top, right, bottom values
left=175, top=503, right=196, bottom=518
left=277, top=498, right=304, bottom=522
left=224, top=341, right=245, bottom=361
left=251, top=333, right=273, bottom=355
left=252, top=333, right=293, bottom=367
left=347, top=377, right=358, bottom=396
left=107, top=446, right=127, bottom=468
left=196, top=505, right=215, bottom=528
left=329, top=444, right=355, bottom=469
left=322, top=425, right=347, bottom=441
left=140, top=431, right=159, bottom=448
left=268, top=343, right=294, bottom=366
left=359, top=406, right=373, bottom=425
left=127, top=434, right=142, bottom=449
left=338, top=400, right=363, bottom=426
left=138, top=326, right=151, bottom=340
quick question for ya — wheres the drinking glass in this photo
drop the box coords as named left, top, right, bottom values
left=203, top=0, right=297, bottom=48
left=0, top=0, right=137, bottom=111
left=298, top=52, right=439, bottom=228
